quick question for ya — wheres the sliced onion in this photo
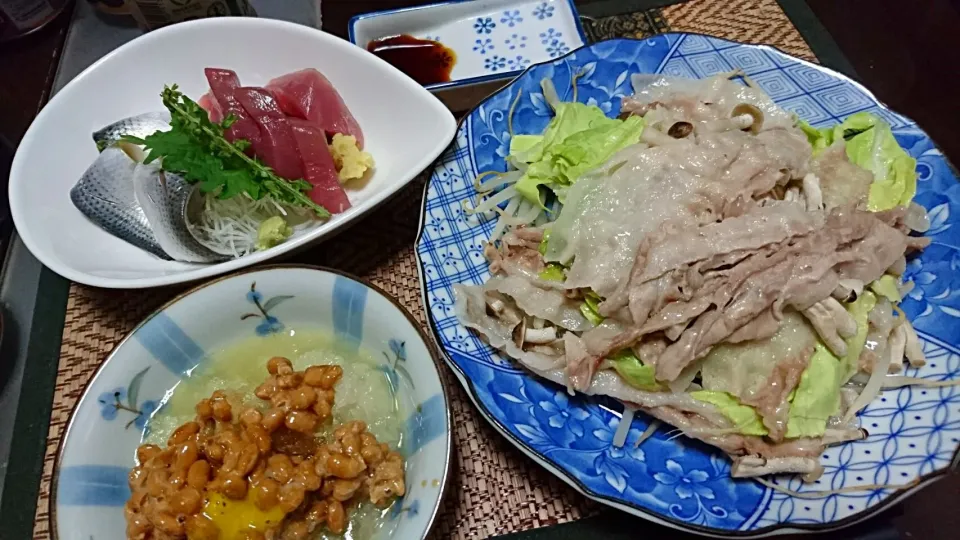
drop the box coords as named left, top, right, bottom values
left=868, top=298, right=896, bottom=333
left=635, top=420, right=661, bottom=448
left=612, top=406, right=636, bottom=448
left=904, top=202, right=930, bottom=233
left=899, top=280, right=916, bottom=299
left=888, top=256, right=907, bottom=276
left=843, top=333, right=897, bottom=423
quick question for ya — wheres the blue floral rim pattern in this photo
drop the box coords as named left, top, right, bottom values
left=414, top=34, right=960, bottom=536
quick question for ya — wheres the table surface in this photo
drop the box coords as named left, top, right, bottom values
left=0, top=1, right=958, bottom=539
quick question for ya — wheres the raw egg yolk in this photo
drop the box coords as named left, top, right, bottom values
left=202, top=490, right=286, bottom=539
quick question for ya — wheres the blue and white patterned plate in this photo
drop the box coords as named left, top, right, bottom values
left=52, top=266, right=451, bottom=539
left=349, top=0, right=587, bottom=92
left=414, top=34, right=960, bottom=536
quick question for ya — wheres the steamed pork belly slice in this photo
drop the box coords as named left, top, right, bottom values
left=483, top=275, right=592, bottom=332
left=544, top=140, right=727, bottom=299
left=453, top=284, right=564, bottom=374
left=810, top=141, right=874, bottom=210
left=631, top=202, right=821, bottom=288
left=642, top=405, right=829, bottom=463
left=502, top=226, right=545, bottom=250
left=610, top=238, right=811, bottom=353
left=563, top=333, right=592, bottom=392
left=288, top=118, right=351, bottom=214
left=266, top=68, right=365, bottom=148
left=752, top=128, right=812, bottom=181
left=725, top=307, right=782, bottom=343
left=833, top=216, right=912, bottom=281
left=486, top=228, right=548, bottom=277
left=234, top=86, right=305, bottom=181
left=698, top=129, right=811, bottom=209
left=625, top=73, right=797, bottom=132
left=740, top=344, right=812, bottom=442
left=453, top=285, right=726, bottom=421
left=563, top=322, right=628, bottom=391
left=653, top=251, right=853, bottom=382
left=600, top=131, right=813, bottom=317
left=591, top=208, right=914, bottom=384
left=454, top=285, right=857, bottom=471
left=801, top=298, right=857, bottom=357
left=204, top=68, right=261, bottom=148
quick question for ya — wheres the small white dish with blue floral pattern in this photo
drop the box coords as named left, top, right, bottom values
left=52, top=266, right=450, bottom=539
left=349, top=0, right=587, bottom=110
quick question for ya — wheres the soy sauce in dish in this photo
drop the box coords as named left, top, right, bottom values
left=366, top=34, right=456, bottom=86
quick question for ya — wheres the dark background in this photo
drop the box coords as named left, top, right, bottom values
left=2, top=0, right=959, bottom=164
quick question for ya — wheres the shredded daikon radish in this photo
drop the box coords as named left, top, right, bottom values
left=190, top=194, right=304, bottom=258
left=613, top=406, right=636, bottom=448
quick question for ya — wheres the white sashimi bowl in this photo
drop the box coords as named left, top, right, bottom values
left=9, top=17, right=456, bottom=289
left=52, top=265, right=451, bottom=539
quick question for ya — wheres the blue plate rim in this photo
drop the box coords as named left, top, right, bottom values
left=412, top=32, right=960, bottom=537
left=49, top=264, right=454, bottom=540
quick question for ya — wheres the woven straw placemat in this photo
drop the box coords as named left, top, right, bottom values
left=31, top=1, right=817, bottom=537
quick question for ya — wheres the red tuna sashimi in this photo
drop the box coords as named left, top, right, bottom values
left=289, top=119, right=351, bottom=214
left=204, top=68, right=261, bottom=148
left=265, top=69, right=364, bottom=148
left=234, top=87, right=305, bottom=181
left=197, top=92, right=223, bottom=123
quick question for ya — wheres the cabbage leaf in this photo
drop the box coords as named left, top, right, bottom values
left=799, top=113, right=917, bottom=210
left=785, top=344, right=843, bottom=438
left=610, top=350, right=661, bottom=391
left=690, top=391, right=768, bottom=436
left=511, top=103, right=644, bottom=206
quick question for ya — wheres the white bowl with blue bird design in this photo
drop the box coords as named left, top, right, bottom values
left=51, top=265, right=450, bottom=539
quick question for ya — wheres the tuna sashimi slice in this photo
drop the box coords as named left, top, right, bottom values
left=234, top=87, right=305, bottom=181
left=197, top=92, right=223, bottom=123
left=266, top=68, right=365, bottom=148
left=204, top=68, right=261, bottom=148
left=289, top=119, right=351, bottom=214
